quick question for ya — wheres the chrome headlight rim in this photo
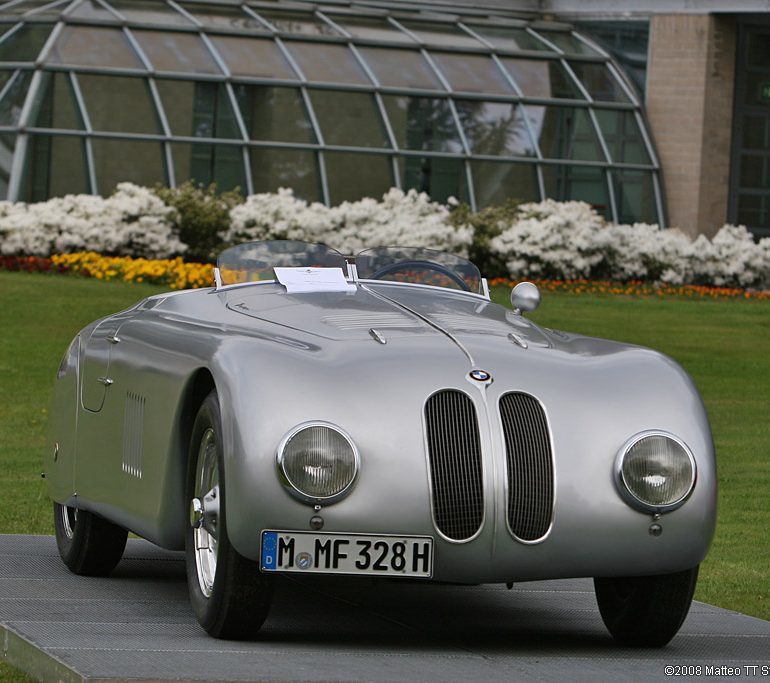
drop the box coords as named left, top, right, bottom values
left=614, top=430, right=697, bottom=514
left=276, top=421, right=360, bottom=505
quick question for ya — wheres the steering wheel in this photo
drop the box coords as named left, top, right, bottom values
left=368, top=260, right=471, bottom=292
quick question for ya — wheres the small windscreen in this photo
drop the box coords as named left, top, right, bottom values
left=217, top=241, right=347, bottom=286
left=355, top=246, right=483, bottom=294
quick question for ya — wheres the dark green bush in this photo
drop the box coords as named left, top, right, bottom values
left=449, top=199, right=522, bottom=277
left=153, top=182, right=243, bottom=263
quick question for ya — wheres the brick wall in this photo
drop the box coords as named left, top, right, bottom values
left=646, top=14, right=736, bottom=238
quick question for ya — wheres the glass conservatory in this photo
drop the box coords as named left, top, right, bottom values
left=0, top=0, right=664, bottom=224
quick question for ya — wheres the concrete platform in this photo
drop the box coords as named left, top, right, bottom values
left=0, top=535, right=767, bottom=682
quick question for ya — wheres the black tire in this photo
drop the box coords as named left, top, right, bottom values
left=53, top=501, right=128, bottom=576
left=185, top=389, right=273, bottom=639
left=594, top=565, right=699, bottom=647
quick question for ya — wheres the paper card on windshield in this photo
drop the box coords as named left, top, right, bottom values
left=274, top=267, right=356, bottom=294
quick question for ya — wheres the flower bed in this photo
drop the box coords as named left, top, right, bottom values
left=3, top=253, right=767, bottom=299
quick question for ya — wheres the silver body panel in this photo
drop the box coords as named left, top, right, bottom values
left=47, top=281, right=717, bottom=583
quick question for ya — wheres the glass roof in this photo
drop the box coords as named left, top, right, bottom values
left=0, top=0, right=661, bottom=225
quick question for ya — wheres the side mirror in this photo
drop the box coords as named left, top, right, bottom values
left=510, top=282, right=540, bottom=315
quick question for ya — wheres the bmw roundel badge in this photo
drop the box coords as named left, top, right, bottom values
left=469, top=369, right=492, bottom=382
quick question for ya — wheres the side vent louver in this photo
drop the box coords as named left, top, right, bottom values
left=425, top=390, right=484, bottom=541
left=122, top=392, right=145, bottom=479
left=499, top=392, right=554, bottom=542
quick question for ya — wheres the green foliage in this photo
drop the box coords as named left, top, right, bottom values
left=153, top=182, right=243, bottom=263
left=449, top=199, right=521, bottom=278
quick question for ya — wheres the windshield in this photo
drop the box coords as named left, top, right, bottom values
left=355, top=247, right=483, bottom=295
left=216, top=241, right=483, bottom=295
left=217, top=241, right=347, bottom=286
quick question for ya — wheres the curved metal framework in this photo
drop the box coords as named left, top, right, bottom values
left=0, top=0, right=664, bottom=224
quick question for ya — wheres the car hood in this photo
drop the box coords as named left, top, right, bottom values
left=223, top=281, right=636, bottom=366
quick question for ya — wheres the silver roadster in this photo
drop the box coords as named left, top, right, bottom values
left=46, top=240, right=716, bottom=645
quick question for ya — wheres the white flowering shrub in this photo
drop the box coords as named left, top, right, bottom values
left=2, top=184, right=769, bottom=289
left=689, top=224, right=770, bottom=288
left=489, top=200, right=606, bottom=279
left=490, top=200, right=770, bottom=289
left=224, top=188, right=334, bottom=245
left=0, top=183, right=184, bottom=259
left=224, top=187, right=471, bottom=256
left=325, top=188, right=472, bottom=255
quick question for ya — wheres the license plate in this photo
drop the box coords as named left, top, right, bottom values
left=260, top=530, right=433, bottom=578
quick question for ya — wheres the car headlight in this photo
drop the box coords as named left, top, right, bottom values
left=277, top=422, right=359, bottom=504
left=615, top=431, right=696, bottom=513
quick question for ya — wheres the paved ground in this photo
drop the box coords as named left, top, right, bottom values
left=0, top=535, right=768, bottom=682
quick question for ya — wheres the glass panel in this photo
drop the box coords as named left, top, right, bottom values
left=0, top=69, right=12, bottom=92
left=466, top=24, right=552, bottom=52
left=78, top=74, right=160, bottom=134
left=747, top=30, right=770, bottom=69
left=739, top=155, right=770, bottom=189
left=743, top=71, right=770, bottom=107
left=357, top=47, right=443, bottom=90
left=208, top=35, right=296, bottom=80
left=254, top=9, right=341, bottom=37
left=249, top=147, right=321, bottom=202
left=593, top=109, right=650, bottom=164
left=535, top=30, right=600, bottom=56
left=46, top=26, right=143, bottom=69
left=455, top=100, right=537, bottom=157
left=92, top=138, right=166, bottom=193
left=156, top=80, right=240, bottom=139
left=568, top=61, right=629, bottom=102
left=0, top=23, right=51, bottom=62
left=234, top=85, right=314, bottom=144
left=397, top=155, right=469, bottom=204
left=0, top=70, right=30, bottom=125
left=324, top=152, right=392, bottom=204
left=611, top=169, right=656, bottom=223
left=743, top=115, right=770, bottom=149
left=29, top=71, right=83, bottom=130
left=575, top=21, right=649, bottom=96
left=397, top=20, right=484, bottom=49
left=0, top=132, right=13, bottom=198
left=356, top=246, right=482, bottom=293
left=471, top=160, right=540, bottom=207
left=382, top=95, right=462, bottom=153
left=20, top=133, right=89, bottom=201
left=218, top=241, right=346, bottom=284
left=309, top=90, right=388, bottom=148
left=533, top=106, right=604, bottom=161
left=284, top=42, right=369, bottom=85
left=172, top=142, right=246, bottom=192
left=68, top=0, right=120, bottom=21
left=179, top=3, right=265, bottom=31
left=326, top=15, right=416, bottom=43
left=430, top=53, right=513, bottom=95
left=501, top=58, right=583, bottom=99
left=133, top=30, right=221, bottom=74
left=736, top=193, right=770, bottom=237
left=108, top=0, right=195, bottom=26
left=542, top=164, right=611, bottom=218
left=0, top=0, right=57, bottom=16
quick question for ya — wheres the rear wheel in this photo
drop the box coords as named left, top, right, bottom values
left=594, top=565, right=699, bottom=646
left=53, top=502, right=128, bottom=576
left=185, top=390, right=273, bottom=639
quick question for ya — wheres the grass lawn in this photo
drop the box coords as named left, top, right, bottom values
left=0, top=271, right=767, bottom=633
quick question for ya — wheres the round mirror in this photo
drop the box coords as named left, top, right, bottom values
left=510, top=282, right=540, bottom=314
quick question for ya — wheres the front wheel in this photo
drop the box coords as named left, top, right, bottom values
left=185, top=390, right=273, bottom=639
left=594, top=565, right=699, bottom=647
left=53, top=502, right=128, bottom=576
